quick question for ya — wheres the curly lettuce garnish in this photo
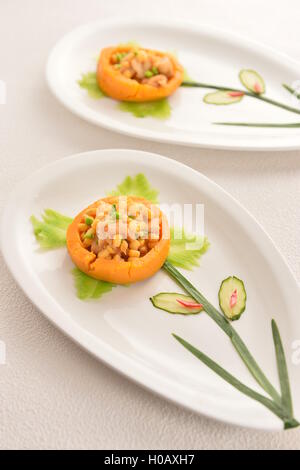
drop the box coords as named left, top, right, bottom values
left=78, top=72, right=106, bottom=99
left=30, top=209, right=72, bottom=249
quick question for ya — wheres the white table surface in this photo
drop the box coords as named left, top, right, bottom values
left=1, top=0, right=300, bottom=450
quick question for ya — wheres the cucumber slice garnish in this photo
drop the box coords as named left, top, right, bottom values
left=203, top=90, right=244, bottom=105
left=150, top=293, right=203, bottom=315
left=239, top=69, right=265, bottom=94
left=218, top=276, right=247, bottom=321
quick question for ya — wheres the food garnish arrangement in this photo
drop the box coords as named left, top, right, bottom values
left=30, top=173, right=299, bottom=429
left=78, top=42, right=300, bottom=127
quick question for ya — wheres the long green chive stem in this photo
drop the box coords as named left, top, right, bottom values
left=173, top=334, right=298, bottom=427
left=282, top=83, right=300, bottom=99
left=181, top=81, right=300, bottom=116
left=213, top=122, right=300, bottom=128
left=163, top=260, right=281, bottom=404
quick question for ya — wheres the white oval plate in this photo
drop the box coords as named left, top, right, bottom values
left=1, top=149, right=300, bottom=430
left=46, top=19, right=300, bottom=150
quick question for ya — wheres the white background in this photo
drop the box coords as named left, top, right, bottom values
left=1, top=0, right=300, bottom=449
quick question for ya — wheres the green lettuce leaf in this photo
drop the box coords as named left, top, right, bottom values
left=30, top=209, right=73, bottom=249
left=118, top=99, right=171, bottom=119
left=167, top=227, right=210, bottom=270
left=108, top=173, right=159, bottom=203
left=78, top=72, right=106, bottom=99
left=72, top=268, right=115, bottom=300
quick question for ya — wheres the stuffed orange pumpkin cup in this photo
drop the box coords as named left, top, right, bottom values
left=97, top=45, right=184, bottom=102
left=66, top=195, right=170, bottom=284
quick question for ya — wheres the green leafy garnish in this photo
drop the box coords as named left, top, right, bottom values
left=72, top=268, right=115, bottom=300
left=182, top=72, right=300, bottom=125
left=30, top=209, right=73, bottom=249
left=163, top=260, right=280, bottom=403
left=239, top=69, right=265, bottom=94
left=203, top=90, right=244, bottom=105
left=108, top=173, right=159, bottom=203
left=162, top=261, right=299, bottom=429
left=271, top=319, right=294, bottom=425
left=167, top=227, right=210, bottom=269
left=118, top=99, right=171, bottom=119
left=78, top=72, right=106, bottom=99
left=172, top=333, right=298, bottom=428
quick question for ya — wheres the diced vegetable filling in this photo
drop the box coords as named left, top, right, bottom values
left=111, top=48, right=174, bottom=87
left=78, top=197, right=163, bottom=261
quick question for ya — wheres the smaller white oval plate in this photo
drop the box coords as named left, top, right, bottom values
left=1, top=149, right=300, bottom=430
left=46, top=19, right=300, bottom=150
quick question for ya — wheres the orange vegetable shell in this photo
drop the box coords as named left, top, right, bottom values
left=97, top=46, right=184, bottom=102
left=66, top=196, right=170, bottom=284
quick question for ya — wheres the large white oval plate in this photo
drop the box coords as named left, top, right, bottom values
left=46, top=19, right=300, bottom=150
left=1, top=149, right=300, bottom=430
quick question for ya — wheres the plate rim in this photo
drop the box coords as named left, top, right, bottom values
left=46, top=18, right=300, bottom=151
left=2, top=148, right=300, bottom=431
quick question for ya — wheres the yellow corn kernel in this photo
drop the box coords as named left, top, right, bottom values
left=78, top=223, right=88, bottom=232
left=83, top=238, right=92, bottom=248
left=107, top=245, right=115, bottom=254
left=98, top=248, right=110, bottom=259
left=113, top=234, right=122, bottom=248
left=129, top=240, right=140, bottom=250
left=92, top=218, right=99, bottom=230
left=120, top=240, right=128, bottom=254
left=128, top=249, right=140, bottom=258
left=86, top=208, right=97, bottom=216
left=138, top=50, right=148, bottom=62
left=121, top=60, right=130, bottom=69
left=124, top=69, right=134, bottom=78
